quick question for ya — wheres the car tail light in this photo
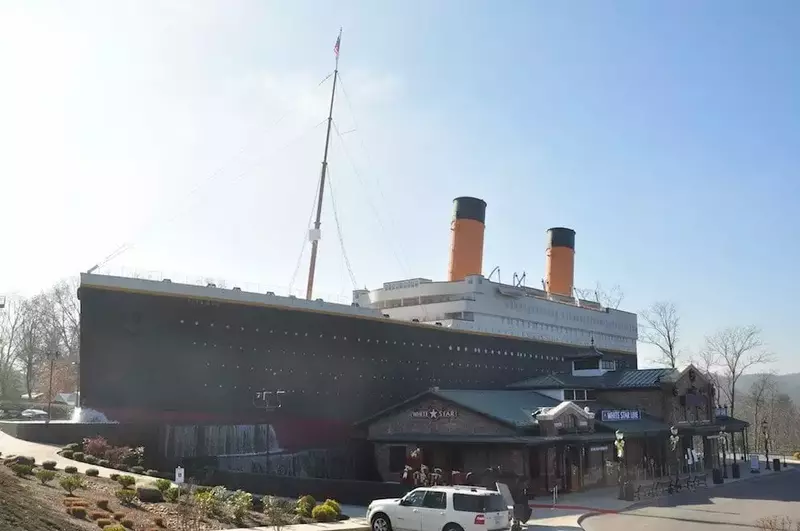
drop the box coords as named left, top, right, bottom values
left=474, top=514, right=486, bottom=525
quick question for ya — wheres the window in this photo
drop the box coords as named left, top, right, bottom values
left=388, top=446, right=406, bottom=473
left=574, top=359, right=600, bottom=370
left=401, top=490, right=427, bottom=507
left=423, top=491, right=447, bottom=509
left=586, top=389, right=597, bottom=401
left=453, top=493, right=506, bottom=512
left=601, top=360, right=617, bottom=371
left=574, top=389, right=587, bottom=401
left=564, top=389, right=575, bottom=400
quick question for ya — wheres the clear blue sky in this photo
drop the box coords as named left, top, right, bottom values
left=1, top=1, right=797, bottom=371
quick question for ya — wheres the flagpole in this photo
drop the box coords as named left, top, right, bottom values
left=305, top=28, right=342, bottom=301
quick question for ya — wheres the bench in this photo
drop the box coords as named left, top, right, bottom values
left=693, top=474, right=708, bottom=488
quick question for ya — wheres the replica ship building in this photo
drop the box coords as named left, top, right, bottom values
left=79, top=197, right=639, bottom=450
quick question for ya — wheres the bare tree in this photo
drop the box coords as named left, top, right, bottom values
left=574, top=282, right=624, bottom=309
left=41, top=278, right=80, bottom=360
left=0, top=296, right=24, bottom=399
left=702, top=325, right=773, bottom=418
left=744, top=373, right=777, bottom=452
left=15, top=296, right=49, bottom=400
left=639, top=301, right=681, bottom=368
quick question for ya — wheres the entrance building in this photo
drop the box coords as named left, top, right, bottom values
left=357, top=346, right=748, bottom=495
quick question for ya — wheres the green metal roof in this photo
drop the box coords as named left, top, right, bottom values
left=432, top=389, right=561, bottom=428
left=508, top=368, right=677, bottom=391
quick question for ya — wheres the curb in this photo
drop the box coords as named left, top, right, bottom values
left=576, top=512, right=602, bottom=529
left=529, top=503, right=619, bottom=514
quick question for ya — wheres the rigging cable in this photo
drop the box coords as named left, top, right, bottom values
left=326, top=167, right=359, bottom=290
left=86, top=72, right=335, bottom=273
left=90, top=119, right=327, bottom=273
left=288, top=175, right=321, bottom=294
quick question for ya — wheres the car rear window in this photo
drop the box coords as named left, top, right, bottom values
left=452, top=493, right=506, bottom=513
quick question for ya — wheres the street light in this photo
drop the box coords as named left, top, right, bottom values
left=615, top=430, right=627, bottom=500
left=669, top=426, right=680, bottom=492
left=45, top=350, right=60, bottom=424
left=762, top=419, right=770, bottom=470
left=719, top=428, right=727, bottom=478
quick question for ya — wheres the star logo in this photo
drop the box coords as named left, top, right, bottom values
left=429, top=408, right=440, bottom=420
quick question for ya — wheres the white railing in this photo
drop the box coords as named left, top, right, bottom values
left=91, top=266, right=354, bottom=305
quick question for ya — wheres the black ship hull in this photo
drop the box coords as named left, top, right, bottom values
left=79, top=284, right=637, bottom=450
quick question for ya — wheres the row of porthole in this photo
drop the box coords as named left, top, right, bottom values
left=183, top=332, right=567, bottom=362
left=202, top=360, right=542, bottom=373
left=197, top=384, right=511, bottom=393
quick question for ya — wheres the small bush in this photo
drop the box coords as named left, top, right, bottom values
left=90, top=511, right=110, bottom=520
left=113, top=512, right=126, bottom=521
left=299, top=494, right=316, bottom=507
left=63, top=498, right=88, bottom=507
left=117, top=475, right=136, bottom=488
left=65, top=465, right=78, bottom=474
left=263, top=496, right=296, bottom=527
left=194, top=490, right=218, bottom=517
left=312, top=503, right=338, bottom=522
left=115, top=488, right=137, bottom=505
left=16, top=456, right=35, bottom=466
left=296, top=500, right=313, bottom=518
left=227, top=490, right=253, bottom=523
left=110, top=473, right=120, bottom=481
left=164, top=486, right=179, bottom=503
left=42, top=460, right=57, bottom=470
left=103, top=525, right=126, bottom=531
left=98, top=459, right=111, bottom=467
left=60, top=475, right=85, bottom=495
left=35, top=468, right=56, bottom=484
left=120, top=519, right=134, bottom=529
left=73, top=452, right=85, bottom=462
left=116, top=464, right=130, bottom=472
left=136, top=486, right=164, bottom=503
left=146, top=469, right=159, bottom=476
left=97, top=499, right=110, bottom=511
left=324, top=499, right=342, bottom=515
left=96, top=519, right=113, bottom=528
left=65, top=443, right=82, bottom=452
left=130, top=466, right=145, bottom=474
left=153, top=478, right=171, bottom=493
left=62, top=450, right=75, bottom=459
left=11, top=464, right=33, bottom=477
left=86, top=468, right=100, bottom=477
left=68, top=506, right=88, bottom=519
left=83, top=436, right=111, bottom=458
left=84, top=455, right=99, bottom=465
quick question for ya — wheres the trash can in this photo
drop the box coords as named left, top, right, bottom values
left=731, top=462, right=741, bottom=478
left=712, top=468, right=724, bottom=484
left=773, top=458, right=781, bottom=471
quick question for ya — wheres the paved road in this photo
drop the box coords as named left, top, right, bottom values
left=583, top=468, right=800, bottom=531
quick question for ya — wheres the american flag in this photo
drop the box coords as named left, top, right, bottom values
left=334, top=33, right=341, bottom=57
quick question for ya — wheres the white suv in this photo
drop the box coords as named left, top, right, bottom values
left=367, top=486, right=511, bottom=531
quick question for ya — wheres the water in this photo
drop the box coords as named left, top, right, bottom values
left=69, top=407, right=117, bottom=423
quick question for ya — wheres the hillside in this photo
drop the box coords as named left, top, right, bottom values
left=737, top=373, right=800, bottom=404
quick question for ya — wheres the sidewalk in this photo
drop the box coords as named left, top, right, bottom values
left=0, top=429, right=156, bottom=486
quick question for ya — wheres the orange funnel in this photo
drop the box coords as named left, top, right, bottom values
left=448, top=197, right=487, bottom=281
left=545, top=227, right=575, bottom=297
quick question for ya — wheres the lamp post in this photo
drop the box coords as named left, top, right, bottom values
left=45, top=350, right=60, bottom=425
left=669, top=426, right=680, bottom=493
left=762, top=419, right=770, bottom=470
left=719, top=428, right=727, bottom=478
left=615, top=430, right=626, bottom=500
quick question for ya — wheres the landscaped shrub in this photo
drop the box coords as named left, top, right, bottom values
left=262, top=496, right=296, bottom=527
left=11, top=464, right=33, bottom=477
left=194, top=485, right=211, bottom=494
left=42, top=460, right=57, bottom=470
left=89, top=511, right=109, bottom=521
left=164, top=486, right=179, bottom=503
left=14, top=456, right=35, bottom=466
left=120, top=518, right=135, bottom=529
left=96, top=518, right=113, bottom=528
left=227, top=490, right=253, bottom=524
left=113, top=512, right=126, bottom=521
left=312, top=503, right=338, bottom=522
left=84, top=455, right=99, bottom=465
left=63, top=498, right=88, bottom=507
left=152, top=478, right=170, bottom=492
left=62, top=450, right=75, bottom=459
left=115, top=489, right=137, bottom=506
left=194, top=490, right=219, bottom=517
left=117, top=475, right=136, bottom=488
left=60, top=475, right=85, bottom=495
left=116, top=464, right=130, bottom=472
left=97, top=499, right=110, bottom=511
left=72, top=452, right=85, bottom=462
left=136, top=486, right=164, bottom=503
left=109, top=473, right=120, bottom=481
left=323, top=499, right=342, bottom=515
left=34, top=468, right=56, bottom=484
left=65, top=465, right=78, bottom=474
left=98, top=459, right=110, bottom=468
left=64, top=443, right=81, bottom=452
left=130, top=466, right=145, bottom=474
left=296, top=495, right=315, bottom=517
left=86, top=468, right=100, bottom=477
left=83, top=436, right=111, bottom=458
left=103, top=525, right=125, bottom=531
left=68, top=506, right=88, bottom=519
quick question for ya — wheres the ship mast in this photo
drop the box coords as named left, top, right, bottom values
left=305, top=28, right=342, bottom=301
